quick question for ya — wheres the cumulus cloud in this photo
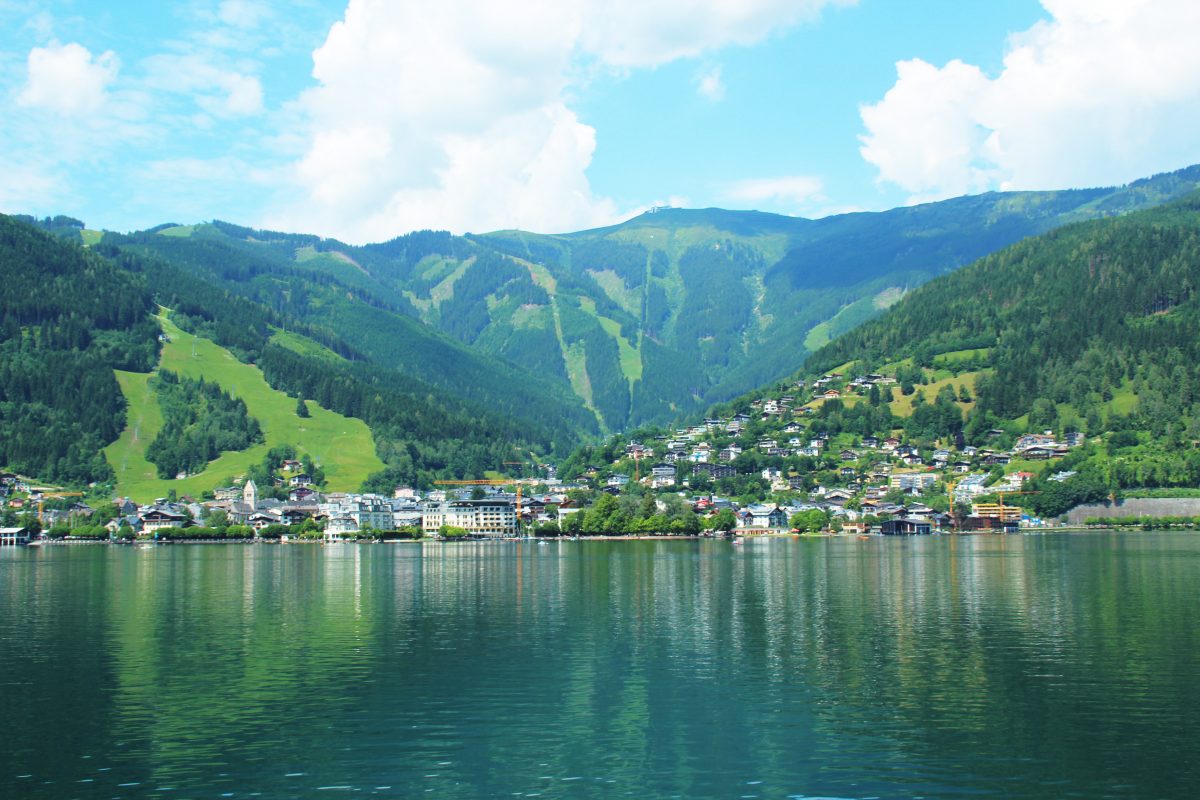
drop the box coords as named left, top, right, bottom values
left=17, top=41, right=118, bottom=115
left=727, top=175, right=824, bottom=207
left=860, top=0, right=1200, bottom=201
left=274, top=0, right=850, bottom=242
left=696, top=65, right=724, bottom=102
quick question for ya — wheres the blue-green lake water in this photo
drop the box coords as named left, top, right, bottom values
left=2, top=534, right=1198, bottom=799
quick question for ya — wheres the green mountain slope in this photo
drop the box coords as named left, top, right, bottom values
left=105, top=314, right=385, bottom=502
left=103, top=224, right=601, bottom=439
left=0, top=216, right=578, bottom=495
left=733, top=190, right=1200, bottom=516
left=161, top=164, right=1199, bottom=433
left=0, top=214, right=159, bottom=484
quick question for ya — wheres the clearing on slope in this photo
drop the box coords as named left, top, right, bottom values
left=105, top=314, right=383, bottom=501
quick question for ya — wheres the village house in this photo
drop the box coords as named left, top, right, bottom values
left=739, top=504, right=789, bottom=530
left=650, top=463, right=677, bottom=488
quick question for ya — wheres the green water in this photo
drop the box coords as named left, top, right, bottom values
left=1, top=534, right=1198, bottom=799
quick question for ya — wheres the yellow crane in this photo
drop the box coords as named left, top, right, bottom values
left=37, top=491, right=83, bottom=526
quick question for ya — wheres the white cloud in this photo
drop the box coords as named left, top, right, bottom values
left=142, top=53, right=264, bottom=118
left=727, top=175, right=825, bottom=207
left=274, top=0, right=850, bottom=242
left=17, top=41, right=118, bottom=115
left=860, top=0, right=1200, bottom=201
left=217, top=0, right=268, bottom=29
left=577, top=0, right=855, bottom=67
left=696, top=65, right=724, bottom=102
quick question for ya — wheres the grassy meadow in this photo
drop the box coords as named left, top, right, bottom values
left=104, top=314, right=384, bottom=501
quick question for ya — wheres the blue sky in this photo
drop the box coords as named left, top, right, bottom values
left=3, top=1, right=1200, bottom=243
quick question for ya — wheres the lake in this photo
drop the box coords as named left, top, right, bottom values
left=2, top=533, right=1198, bottom=799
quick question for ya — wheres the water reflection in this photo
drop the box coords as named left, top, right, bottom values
left=1, top=534, right=1198, bottom=798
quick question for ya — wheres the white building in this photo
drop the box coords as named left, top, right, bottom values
left=421, top=498, right=517, bottom=537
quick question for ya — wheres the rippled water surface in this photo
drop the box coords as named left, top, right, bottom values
left=2, top=534, right=1199, bottom=799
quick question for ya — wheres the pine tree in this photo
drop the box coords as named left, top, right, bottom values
left=296, top=396, right=310, bottom=418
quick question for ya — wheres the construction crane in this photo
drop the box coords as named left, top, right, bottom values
left=37, top=491, right=83, bottom=526
left=971, top=490, right=1040, bottom=530
left=433, top=479, right=525, bottom=536
left=996, top=490, right=1039, bottom=518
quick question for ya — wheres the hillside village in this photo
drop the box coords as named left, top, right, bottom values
left=1, top=358, right=1103, bottom=543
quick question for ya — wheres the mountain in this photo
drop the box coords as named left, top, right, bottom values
left=101, top=224, right=600, bottom=444
left=805, top=190, right=1200, bottom=442
left=0, top=214, right=578, bottom=497
left=109, top=164, right=1200, bottom=434
left=0, top=215, right=158, bottom=484
left=692, top=190, right=1200, bottom=517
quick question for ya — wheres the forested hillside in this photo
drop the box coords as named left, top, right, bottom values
left=0, top=215, right=581, bottom=494
left=102, top=225, right=600, bottom=441
left=781, top=191, right=1200, bottom=515
left=0, top=215, right=159, bottom=483
left=103, top=164, right=1200, bottom=432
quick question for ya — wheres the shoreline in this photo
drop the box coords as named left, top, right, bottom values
left=12, top=526, right=1194, bottom=548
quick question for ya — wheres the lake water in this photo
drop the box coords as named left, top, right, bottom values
left=2, top=534, right=1198, bottom=799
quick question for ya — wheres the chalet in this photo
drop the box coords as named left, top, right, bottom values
left=288, top=486, right=318, bottom=503
left=704, top=418, right=724, bottom=431
left=281, top=459, right=303, bottom=472
left=822, top=389, right=842, bottom=400
left=1019, top=446, right=1056, bottom=460
left=839, top=466, right=857, bottom=479
left=798, top=446, right=822, bottom=457
left=1065, top=431, right=1085, bottom=447
left=932, top=449, right=951, bottom=464
left=693, top=463, right=735, bottom=479
left=718, top=447, right=742, bottom=462
left=140, top=507, right=191, bottom=533
left=839, top=449, right=859, bottom=461
left=247, top=511, right=279, bottom=531
left=842, top=522, right=869, bottom=535
left=881, top=437, right=901, bottom=452
left=861, top=436, right=880, bottom=449
left=952, top=460, right=973, bottom=473
left=757, top=439, right=778, bottom=450
left=281, top=506, right=317, bottom=525
left=824, top=489, right=855, bottom=506
left=740, top=504, right=788, bottom=530
left=961, top=446, right=978, bottom=457
left=214, top=486, right=241, bottom=502
left=288, top=473, right=313, bottom=488
left=784, top=422, right=803, bottom=433
left=607, top=474, right=630, bottom=487
left=650, top=464, right=677, bottom=488
left=982, top=453, right=1011, bottom=466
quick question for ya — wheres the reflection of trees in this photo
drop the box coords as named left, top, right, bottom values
left=6, top=535, right=1195, bottom=798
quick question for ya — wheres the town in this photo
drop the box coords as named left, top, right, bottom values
left=1, top=368, right=1102, bottom=545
